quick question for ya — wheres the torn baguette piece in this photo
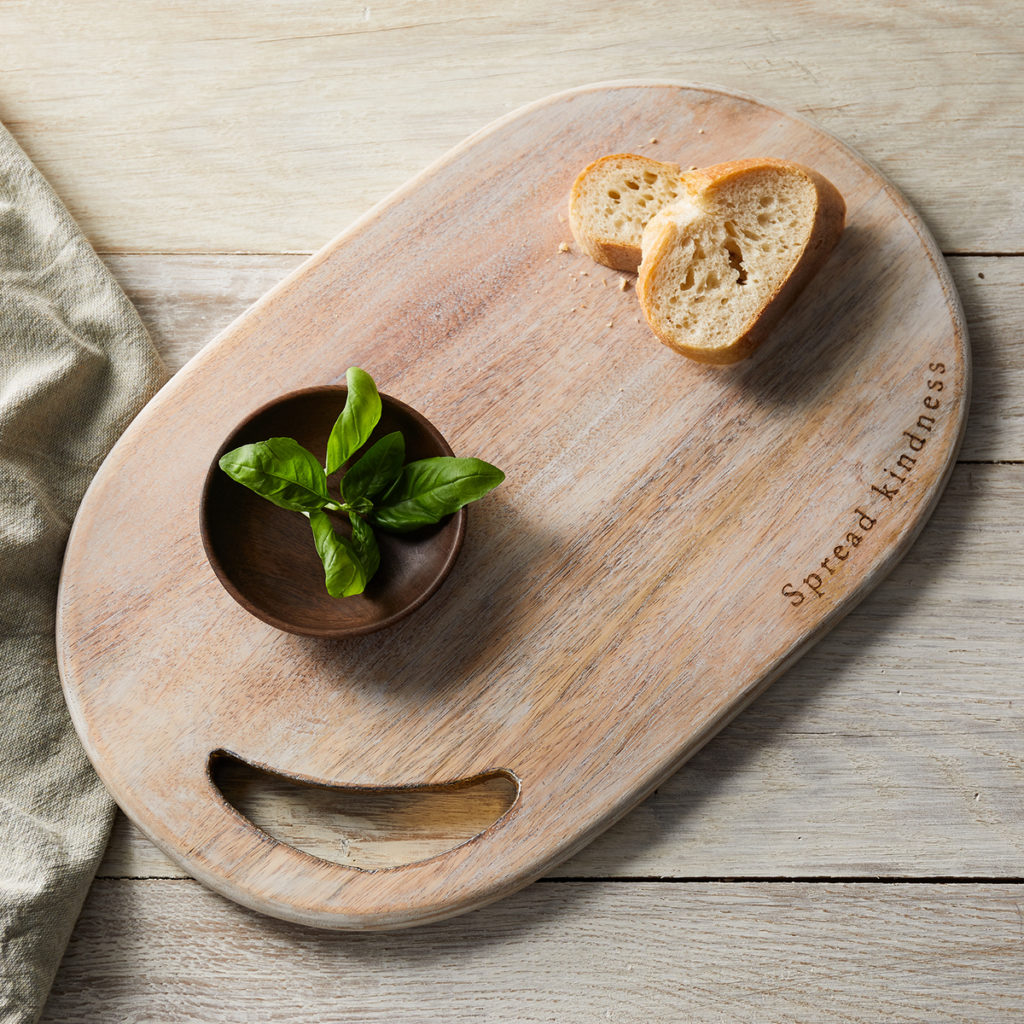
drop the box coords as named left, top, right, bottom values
left=636, top=158, right=845, bottom=364
left=569, top=154, right=689, bottom=272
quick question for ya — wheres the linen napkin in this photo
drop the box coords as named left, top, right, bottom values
left=0, top=123, right=166, bottom=1023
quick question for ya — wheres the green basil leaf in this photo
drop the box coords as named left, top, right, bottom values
left=348, top=511, right=380, bottom=582
left=219, top=438, right=329, bottom=512
left=370, top=457, right=504, bottom=533
left=341, top=430, right=405, bottom=504
left=309, top=510, right=367, bottom=598
left=326, top=367, right=382, bottom=475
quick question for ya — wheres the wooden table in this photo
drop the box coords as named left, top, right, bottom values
left=6, top=2, right=1019, bottom=1019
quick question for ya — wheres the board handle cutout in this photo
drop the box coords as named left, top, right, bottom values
left=190, top=750, right=533, bottom=928
left=210, top=751, right=518, bottom=871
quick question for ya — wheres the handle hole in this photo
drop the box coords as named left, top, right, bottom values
left=210, top=752, right=518, bottom=871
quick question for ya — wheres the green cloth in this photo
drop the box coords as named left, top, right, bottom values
left=0, top=124, right=166, bottom=1022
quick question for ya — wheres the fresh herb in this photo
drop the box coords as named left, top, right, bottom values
left=370, top=457, right=505, bottom=533
left=218, top=367, right=504, bottom=598
left=325, top=366, right=381, bottom=475
left=217, top=437, right=329, bottom=512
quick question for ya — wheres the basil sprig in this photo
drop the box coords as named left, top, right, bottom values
left=217, top=437, right=328, bottom=512
left=341, top=430, right=405, bottom=504
left=370, top=458, right=506, bottom=533
left=326, top=366, right=381, bottom=475
left=218, top=367, right=504, bottom=598
left=309, top=509, right=368, bottom=598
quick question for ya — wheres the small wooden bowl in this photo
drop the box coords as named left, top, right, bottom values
left=200, top=386, right=465, bottom=638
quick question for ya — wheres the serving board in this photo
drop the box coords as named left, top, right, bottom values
left=57, top=82, right=969, bottom=929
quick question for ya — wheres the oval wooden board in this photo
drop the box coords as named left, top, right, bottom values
left=57, top=82, right=968, bottom=929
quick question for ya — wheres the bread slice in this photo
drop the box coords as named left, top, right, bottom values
left=569, top=154, right=688, bottom=272
left=636, top=158, right=846, bottom=364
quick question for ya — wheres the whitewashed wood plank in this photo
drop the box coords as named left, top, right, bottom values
left=2, top=1, right=1020, bottom=253
left=97, top=462, right=1024, bottom=880
left=43, top=880, right=1024, bottom=1023
left=100, top=254, right=1024, bottom=460
left=105, top=255, right=304, bottom=375
left=949, top=257, right=1024, bottom=462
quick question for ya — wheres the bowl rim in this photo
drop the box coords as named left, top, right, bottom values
left=199, top=384, right=467, bottom=638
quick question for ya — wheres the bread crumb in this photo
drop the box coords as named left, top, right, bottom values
left=689, top=165, right=698, bottom=171
left=607, top=321, right=614, bottom=328
left=581, top=270, right=588, bottom=276
left=618, top=277, right=630, bottom=291
left=558, top=241, right=571, bottom=253
left=698, top=128, right=705, bottom=134
left=649, top=137, right=658, bottom=144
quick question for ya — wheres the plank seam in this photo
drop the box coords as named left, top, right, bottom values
left=93, top=875, right=1024, bottom=884
left=542, top=876, right=1024, bottom=884
left=956, top=460, right=1023, bottom=466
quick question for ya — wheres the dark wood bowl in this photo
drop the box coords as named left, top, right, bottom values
left=200, top=386, right=465, bottom=638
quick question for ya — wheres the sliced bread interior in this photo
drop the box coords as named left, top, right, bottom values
left=569, top=154, right=687, bottom=272
left=636, top=158, right=845, bottom=364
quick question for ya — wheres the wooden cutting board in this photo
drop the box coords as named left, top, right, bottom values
left=57, top=81, right=968, bottom=929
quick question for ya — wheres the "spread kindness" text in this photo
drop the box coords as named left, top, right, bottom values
left=782, top=361, right=947, bottom=607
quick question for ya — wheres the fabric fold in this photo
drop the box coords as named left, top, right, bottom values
left=0, top=122, right=166, bottom=1024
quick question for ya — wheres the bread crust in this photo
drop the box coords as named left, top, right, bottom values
left=583, top=238, right=645, bottom=274
left=636, top=158, right=846, bottom=364
left=568, top=153, right=685, bottom=272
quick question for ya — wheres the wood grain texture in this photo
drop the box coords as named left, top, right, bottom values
left=97, top=463, right=1024, bottom=881
left=1, top=1, right=1020, bottom=254
left=102, top=253, right=1024, bottom=461
left=57, top=83, right=967, bottom=928
left=43, top=880, right=1024, bottom=1023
